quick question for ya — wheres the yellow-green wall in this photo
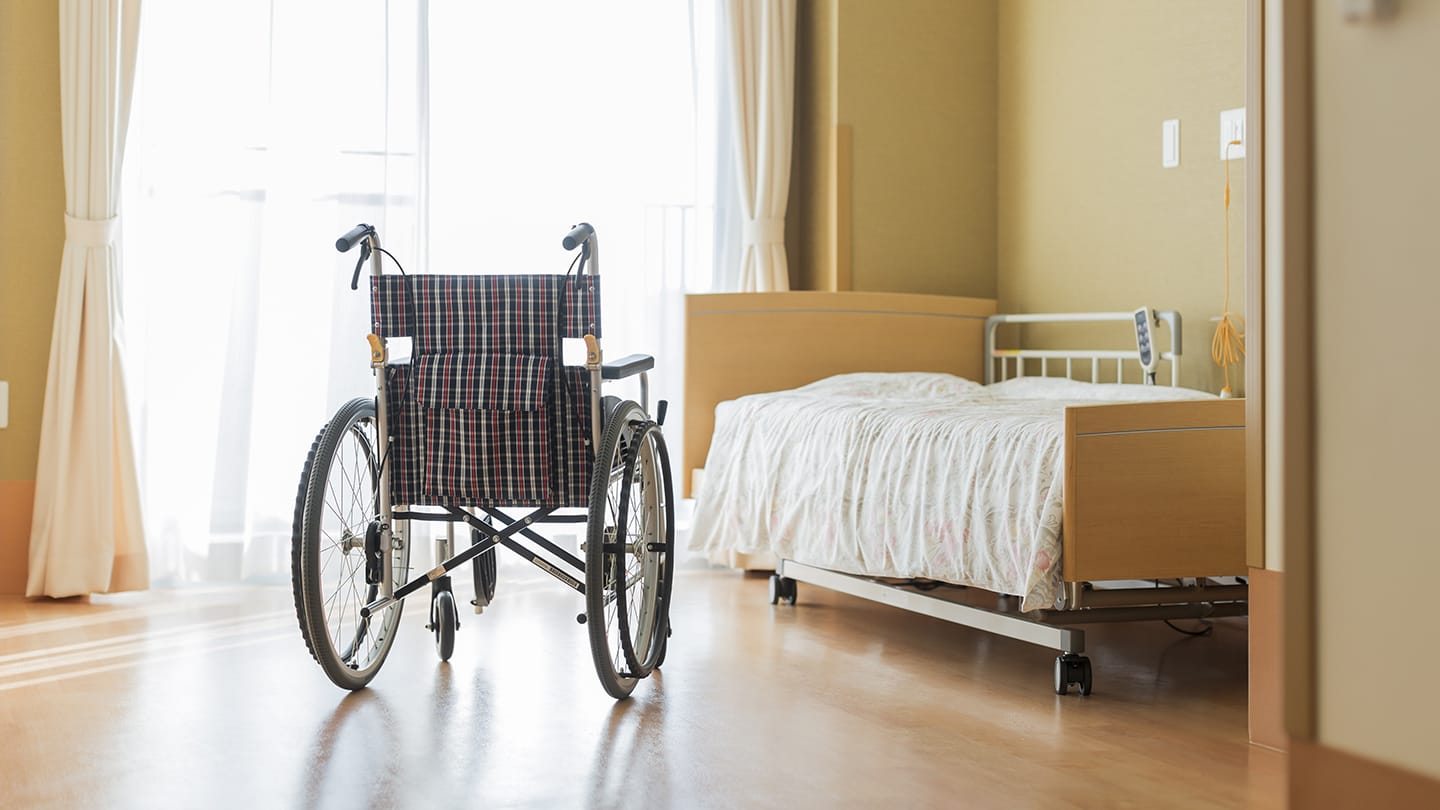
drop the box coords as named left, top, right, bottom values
left=789, top=0, right=998, bottom=298
left=0, top=0, right=64, bottom=594
left=789, top=0, right=838, bottom=292
left=997, top=0, right=1246, bottom=394
left=838, top=0, right=997, bottom=298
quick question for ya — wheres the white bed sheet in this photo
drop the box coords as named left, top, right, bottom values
left=688, top=373, right=1215, bottom=610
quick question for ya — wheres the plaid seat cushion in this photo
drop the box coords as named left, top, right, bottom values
left=372, top=274, right=601, bottom=508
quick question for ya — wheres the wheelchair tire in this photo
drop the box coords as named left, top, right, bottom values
left=292, top=397, right=410, bottom=690
left=584, top=401, right=675, bottom=699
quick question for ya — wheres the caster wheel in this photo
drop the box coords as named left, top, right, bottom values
left=770, top=574, right=798, bottom=605
left=432, top=589, right=458, bottom=662
left=470, top=527, right=498, bottom=612
left=1055, top=654, right=1092, bottom=696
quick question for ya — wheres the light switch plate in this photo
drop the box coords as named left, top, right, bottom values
left=1162, top=119, right=1180, bottom=168
left=1338, top=0, right=1396, bottom=22
left=0, top=381, right=8, bottom=429
left=1220, top=108, right=1246, bottom=159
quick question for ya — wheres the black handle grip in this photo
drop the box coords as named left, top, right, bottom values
left=336, top=224, right=373, bottom=253
left=562, top=222, right=594, bottom=251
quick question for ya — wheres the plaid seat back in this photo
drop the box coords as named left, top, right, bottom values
left=371, top=274, right=601, bottom=508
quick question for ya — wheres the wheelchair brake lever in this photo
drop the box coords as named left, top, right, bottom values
left=656, top=399, right=668, bottom=426
left=350, top=243, right=371, bottom=291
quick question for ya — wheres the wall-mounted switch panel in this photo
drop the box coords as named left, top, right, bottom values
left=1162, top=119, right=1180, bottom=168
left=1220, top=107, right=1246, bottom=159
left=0, top=381, right=8, bottom=429
left=1338, top=0, right=1396, bottom=22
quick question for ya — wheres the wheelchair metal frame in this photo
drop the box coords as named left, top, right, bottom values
left=300, top=220, right=671, bottom=694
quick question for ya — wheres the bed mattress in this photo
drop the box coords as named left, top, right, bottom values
left=688, top=373, right=1214, bottom=610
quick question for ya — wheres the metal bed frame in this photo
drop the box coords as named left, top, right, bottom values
left=769, top=309, right=1248, bottom=696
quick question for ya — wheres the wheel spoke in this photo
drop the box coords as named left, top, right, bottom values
left=297, top=403, right=407, bottom=687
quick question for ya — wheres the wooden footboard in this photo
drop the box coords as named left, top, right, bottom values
left=1062, top=399, right=1246, bottom=582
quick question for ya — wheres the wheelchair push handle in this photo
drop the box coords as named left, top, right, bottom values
left=561, top=222, right=595, bottom=251
left=336, top=224, right=379, bottom=291
left=336, top=224, right=375, bottom=253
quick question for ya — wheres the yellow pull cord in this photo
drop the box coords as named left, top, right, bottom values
left=1212, top=140, right=1246, bottom=396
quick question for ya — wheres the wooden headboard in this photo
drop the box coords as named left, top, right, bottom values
left=683, top=291, right=997, bottom=496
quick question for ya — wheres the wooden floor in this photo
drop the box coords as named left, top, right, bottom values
left=0, top=569, right=1284, bottom=809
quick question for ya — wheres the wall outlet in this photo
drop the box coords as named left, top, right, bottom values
left=0, top=381, right=8, bottom=429
left=1220, top=108, right=1246, bottom=159
left=1162, top=119, right=1180, bottom=168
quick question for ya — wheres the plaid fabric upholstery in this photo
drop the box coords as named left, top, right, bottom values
left=372, top=274, right=601, bottom=508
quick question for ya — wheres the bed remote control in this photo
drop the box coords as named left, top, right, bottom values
left=1133, top=306, right=1158, bottom=385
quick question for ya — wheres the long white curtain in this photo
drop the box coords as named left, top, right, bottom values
left=122, top=0, right=421, bottom=584
left=28, top=0, right=149, bottom=598
left=715, top=0, right=795, bottom=293
left=123, top=1, right=710, bottom=584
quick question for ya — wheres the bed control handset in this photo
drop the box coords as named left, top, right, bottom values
left=1133, top=306, right=1158, bottom=385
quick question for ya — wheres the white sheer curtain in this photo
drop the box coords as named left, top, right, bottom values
left=125, top=1, right=714, bottom=584
left=123, top=0, right=422, bottom=584
left=427, top=2, right=712, bottom=574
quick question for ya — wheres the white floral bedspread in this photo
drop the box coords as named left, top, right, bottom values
left=688, top=373, right=1215, bottom=611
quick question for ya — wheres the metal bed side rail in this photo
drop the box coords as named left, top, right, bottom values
left=983, top=310, right=1183, bottom=387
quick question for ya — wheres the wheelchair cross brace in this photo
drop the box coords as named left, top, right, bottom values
left=359, top=506, right=587, bottom=619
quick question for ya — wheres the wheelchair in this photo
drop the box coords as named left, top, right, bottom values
left=291, top=222, right=674, bottom=699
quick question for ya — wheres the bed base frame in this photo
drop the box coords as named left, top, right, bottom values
left=684, top=294, right=1247, bottom=696
left=776, top=560, right=1248, bottom=694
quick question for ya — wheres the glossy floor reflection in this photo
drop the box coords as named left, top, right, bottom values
left=0, top=570, right=1283, bottom=809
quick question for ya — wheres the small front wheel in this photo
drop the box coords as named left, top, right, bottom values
left=470, top=526, right=499, bottom=612
left=432, top=588, right=458, bottom=662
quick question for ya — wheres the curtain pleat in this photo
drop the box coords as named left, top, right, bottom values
left=718, top=0, right=795, bottom=293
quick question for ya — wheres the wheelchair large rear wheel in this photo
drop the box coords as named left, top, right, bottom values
left=292, top=397, right=411, bottom=690
left=585, top=400, right=675, bottom=699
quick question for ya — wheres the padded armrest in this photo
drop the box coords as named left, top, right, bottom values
left=601, top=353, right=655, bottom=380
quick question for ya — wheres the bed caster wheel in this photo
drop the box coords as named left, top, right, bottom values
left=769, top=575, right=797, bottom=605
left=1055, top=654, right=1092, bottom=696
left=432, top=588, right=458, bottom=662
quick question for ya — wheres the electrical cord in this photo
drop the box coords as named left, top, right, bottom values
left=887, top=578, right=966, bottom=592
left=1212, top=139, right=1246, bottom=396
left=1153, top=578, right=1215, bottom=636
left=1163, top=619, right=1213, bottom=637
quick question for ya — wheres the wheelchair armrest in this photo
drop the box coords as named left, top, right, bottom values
left=601, top=353, right=655, bottom=380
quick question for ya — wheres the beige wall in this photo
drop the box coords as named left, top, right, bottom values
left=789, top=0, right=997, bottom=298
left=1312, top=1, right=1440, bottom=782
left=997, top=0, right=1246, bottom=394
left=0, top=0, right=64, bottom=594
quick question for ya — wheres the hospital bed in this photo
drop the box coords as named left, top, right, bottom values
left=683, top=292, right=1247, bottom=695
